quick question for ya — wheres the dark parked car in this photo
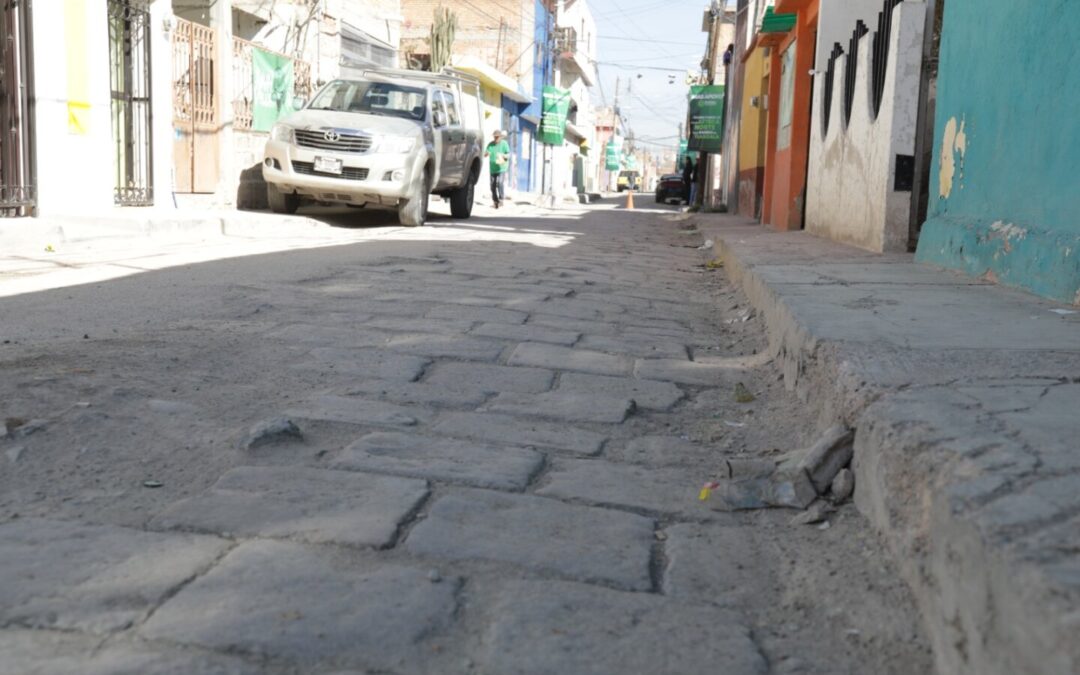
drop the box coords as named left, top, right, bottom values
left=655, top=173, right=686, bottom=204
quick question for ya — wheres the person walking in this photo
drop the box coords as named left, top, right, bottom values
left=484, top=130, right=511, bottom=209
left=681, top=156, right=694, bottom=205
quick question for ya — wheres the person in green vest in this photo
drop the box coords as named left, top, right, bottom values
left=483, top=130, right=511, bottom=209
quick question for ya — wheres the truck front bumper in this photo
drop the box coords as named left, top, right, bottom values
left=262, top=139, right=421, bottom=206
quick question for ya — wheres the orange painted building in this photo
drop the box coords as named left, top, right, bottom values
left=757, top=0, right=819, bottom=231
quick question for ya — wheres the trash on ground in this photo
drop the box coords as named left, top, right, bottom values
left=705, top=258, right=724, bottom=269
left=734, top=383, right=756, bottom=403
left=697, top=239, right=715, bottom=250
left=1049, top=308, right=1078, bottom=315
left=724, top=420, right=746, bottom=428
left=698, top=481, right=721, bottom=501
left=704, top=426, right=856, bottom=512
left=143, top=480, right=163, bottom=488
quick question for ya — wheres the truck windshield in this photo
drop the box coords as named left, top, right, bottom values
left=309, top=80, right=427, bottom=121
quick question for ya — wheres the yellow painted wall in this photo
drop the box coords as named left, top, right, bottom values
left=738, top=48, right=768, bottom=172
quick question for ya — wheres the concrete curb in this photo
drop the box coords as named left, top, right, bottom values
left=697, top=215, right=1080, bottom=675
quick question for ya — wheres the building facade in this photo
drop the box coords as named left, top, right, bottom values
left=915, top=0, right=1080, bottom=305
left=0, top=0, right=404, bottom=219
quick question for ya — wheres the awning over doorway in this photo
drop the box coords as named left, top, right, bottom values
left=451, top=56, right=532, bottom=104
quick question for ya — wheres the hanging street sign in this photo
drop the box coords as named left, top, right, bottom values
left=539, top=85, right=572, bottom=145
left=687, top=84, right=725, bottom=153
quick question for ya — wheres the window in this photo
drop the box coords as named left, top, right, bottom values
left=778, top=40, right=796, bottom=150
left=443, top=90, right=460, bottom=125
left=310, top=80, right=427, bottom=121
left=431, top=91, right=446, bottom=126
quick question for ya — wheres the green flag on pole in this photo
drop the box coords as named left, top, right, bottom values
left=539, top=85, right=571, bottom=145
left=252, top=48, right=295, bottom=132
left=687, top=84, right=725, bottom=153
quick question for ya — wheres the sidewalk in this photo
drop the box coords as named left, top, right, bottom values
left=695, top=214, right=1080, bottom=675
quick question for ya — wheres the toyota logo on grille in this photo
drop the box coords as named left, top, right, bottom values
left=323, top=130, right=340, bottom=142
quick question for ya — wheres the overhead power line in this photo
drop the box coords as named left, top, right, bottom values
left=598, top=36, right=693, bottom=46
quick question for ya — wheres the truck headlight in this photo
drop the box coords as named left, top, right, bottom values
left=375, top=136, right=416, bottom=154
left=270, top=124, right=294, bottom=142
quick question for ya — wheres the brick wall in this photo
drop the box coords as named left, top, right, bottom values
left=401, top=0, right=537, bottom=80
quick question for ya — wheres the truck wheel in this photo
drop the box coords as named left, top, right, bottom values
left=398, top=169, right=431, bottom=227
left=267, top=184, right=299, bottom=214
left=449, top=166, right=477, bottom=218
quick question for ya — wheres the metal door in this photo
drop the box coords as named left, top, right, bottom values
left=0, top=0, right=36, bottom=217
left=172, top=18, right=218, bottom=193
left=440, top=90, right=466, bottom=185
left=108, top=0, right=153, bottom=205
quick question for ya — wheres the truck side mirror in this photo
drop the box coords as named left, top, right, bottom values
left=292, top=96, right=307, bottom=110
left=433, top=110, right=448, bottom=128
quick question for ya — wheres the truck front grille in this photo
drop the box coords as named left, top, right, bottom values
left=292, top=161, right=369, bottom=181
left=294, top=129, right=373, bottom=153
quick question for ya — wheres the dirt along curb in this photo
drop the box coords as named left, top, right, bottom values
left=694, top=214, right=1080, bottom=675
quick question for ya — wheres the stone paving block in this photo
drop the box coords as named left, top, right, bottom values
left=662, top=523, right=761, bottom=605
left=286, top=394, right=432, bottom=427
left=557, top=372, right=684, bottom=411
left=304, top=347, right=429, bottom=381
left=346, top=300, right=440, bottom=318
left=424, top=362, right=555, bottom=394
left=518, top=299, right=607, bottom=320
left=508, top=342, right=631, bottom=376
left=0, top=518, right=229, bottom=634
left=480, top=580, right=767, bottom=675
left=426, top=304, right=528, bottom=325
left=406, top=490, right=654, bottom=590
left=431, top=412, right=606, bottom=455
left=334, top=431, right=543, bottom=490
left=141, top=540, right=459, bottom=671
left=538, top=459, right=707, bottom=518
left=362, top=315, right=475, bottom=334
left=634, top=358, right=734, bottom=386
left=470, top=321, right=581, bottom=346
left=344, top=378, right=489, bottom=407
left=527, top=314, right=622, bottom=336
left=150, top=466, right=428, bottom=547
left=578, top=334, right=690, bottom=360
left=385, top=334, right=506, bottom=361
left=266, top=324, right=388, bottom=348
left=486, top=391, right=635, bottom=424
left=0, top=629, right=259, bottom=675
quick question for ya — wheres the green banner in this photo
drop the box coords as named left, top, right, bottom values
left=687, top=85, right=725, bottom=153
left=539, top=85, right=571, bottom=145
left=253, top=48, right=295, bottom=132
left=605, top=141, right=620, bottom=170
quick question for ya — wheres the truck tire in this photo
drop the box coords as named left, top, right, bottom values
left=398, top=169, right=431, bottom=227
left=267, top=184, right=299, bottom=214
left=449, top=165, right=477, bottom=219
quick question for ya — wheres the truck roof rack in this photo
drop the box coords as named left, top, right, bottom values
left=351, top=66, right=481, bottom=88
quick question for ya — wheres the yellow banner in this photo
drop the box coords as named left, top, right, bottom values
left=65, top=0, right=90, bottom=135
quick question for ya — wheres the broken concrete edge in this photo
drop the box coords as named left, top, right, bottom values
left=701, top=218, right=1079, bottom=674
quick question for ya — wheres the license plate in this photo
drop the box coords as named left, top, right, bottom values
left=314, top=156, right=343, bottom=174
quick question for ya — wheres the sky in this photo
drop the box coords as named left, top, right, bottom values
left=588, top=0, right=723, bottom=152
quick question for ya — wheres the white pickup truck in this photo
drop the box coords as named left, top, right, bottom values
left=262, top=68, right=484, bottom=226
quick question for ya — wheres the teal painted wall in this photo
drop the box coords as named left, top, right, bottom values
left=914, top=0, right=1080, bottom=305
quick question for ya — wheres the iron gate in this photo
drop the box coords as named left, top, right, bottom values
left=108, top=0, right=153, bottom=206
left=0, top=0, right=36, bottom=217
left=172, top=17, right=219, bottom=193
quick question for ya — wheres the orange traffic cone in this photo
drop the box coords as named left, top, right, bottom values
left=625, top=188, right=634, bottom=210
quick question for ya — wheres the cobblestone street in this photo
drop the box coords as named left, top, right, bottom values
left=0, top=201, right=931, bottom=674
